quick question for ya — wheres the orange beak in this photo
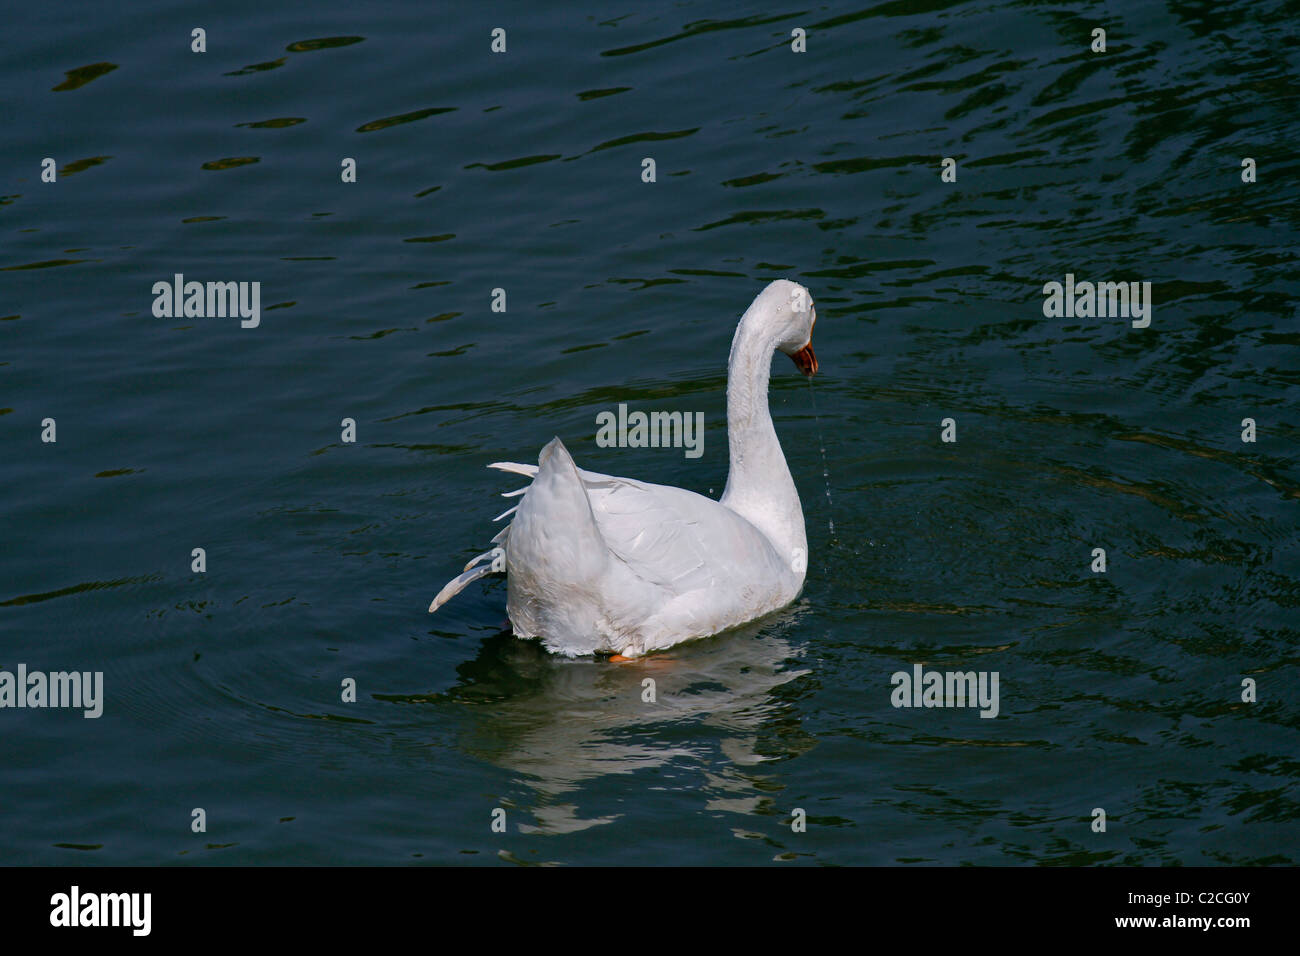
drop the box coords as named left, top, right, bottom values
left=791, top=342, right=818, bottom=376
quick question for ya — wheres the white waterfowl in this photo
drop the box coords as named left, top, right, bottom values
left=429, top=279, right=819, bottom=659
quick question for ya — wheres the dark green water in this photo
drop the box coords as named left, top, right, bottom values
left=2, top=0, right=1297, bottom=865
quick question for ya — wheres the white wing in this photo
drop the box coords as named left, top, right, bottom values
left=488, top=456, right=782, bottom=595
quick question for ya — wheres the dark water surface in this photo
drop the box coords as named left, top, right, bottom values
left=2, top=1, right=1298, bottom=864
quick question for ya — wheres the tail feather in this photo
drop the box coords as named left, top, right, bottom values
left=488, top=461, right=539, bottom=478
left=428, top=459, right=544, bottom=613
left=462, top=549, right=499, bottom=572
left=429, top=462, right=537, bottom=613
left=428, top=563, right=497, bottom=613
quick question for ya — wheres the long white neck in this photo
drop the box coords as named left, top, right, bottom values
left=719, top=305, right=807, bottom=568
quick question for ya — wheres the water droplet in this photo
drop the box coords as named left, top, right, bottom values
left=806, top=377, right=835, bottom=542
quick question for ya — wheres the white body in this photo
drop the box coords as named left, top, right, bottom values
left=430, top=279, right=817, bottom=658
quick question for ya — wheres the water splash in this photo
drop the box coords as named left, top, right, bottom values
left=807, top=377, right=835, bottom=540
